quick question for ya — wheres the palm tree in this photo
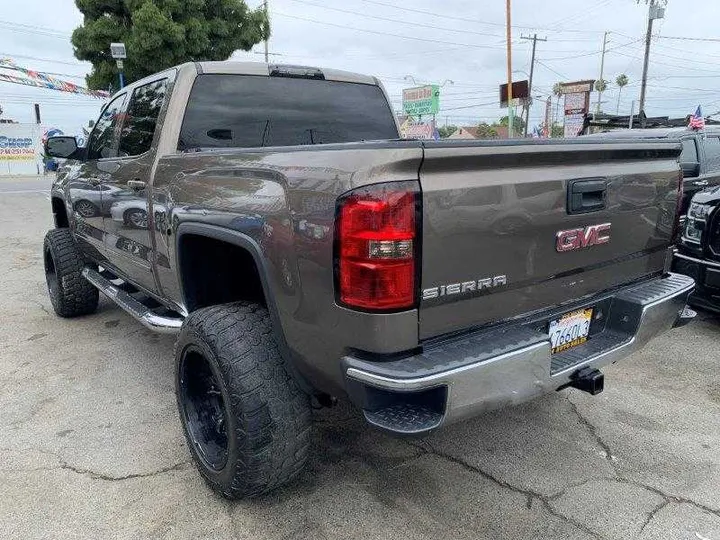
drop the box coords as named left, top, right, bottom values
left=615, top=74, right=629, bottom=114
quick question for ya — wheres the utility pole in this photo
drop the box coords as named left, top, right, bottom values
left=520, top=33, right=547, bottom=137
left=595, top=31, right=608, bottom=115
left=506, top=0, right=513, bottom=138
left=263, top=0, right=269, bottom=63
left=639, top=0, right=665, bottom=127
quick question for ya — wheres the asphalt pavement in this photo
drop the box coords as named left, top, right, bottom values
left=1, top=175, right=719, bottom=539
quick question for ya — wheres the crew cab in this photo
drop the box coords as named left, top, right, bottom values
left=43, top=61, right=694, bottom=499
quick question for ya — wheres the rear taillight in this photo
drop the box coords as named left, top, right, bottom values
left=335, top=182, right=419, bottom=311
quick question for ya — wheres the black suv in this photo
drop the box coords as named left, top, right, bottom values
left=674, top=186, right=720, bottom=312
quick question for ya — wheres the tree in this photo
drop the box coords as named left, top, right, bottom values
left=550, top=123, right=564, bottom=138
left=594, top=79, right=608, bottom=93
left=498, top=115, right=525, bottom=134
left=615, top=73, right=629, bottom=114
left=72, top=0, right=269, bottom=90
left=437, top=125, right=457, bottom=138
left=476, top=122, right=498, bottom=139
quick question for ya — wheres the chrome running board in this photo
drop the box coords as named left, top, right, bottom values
left=82, top=267, right=184, bottom=334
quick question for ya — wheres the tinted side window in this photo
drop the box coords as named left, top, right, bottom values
left=178, top=74, right=398, bottom=150
left=703, top=136, right=720, bottom=172
left=680, top=139, right=698, bottom=163
left=87, top=93, right=127, bottom=160
left=118, top=79, right=168, bottom=157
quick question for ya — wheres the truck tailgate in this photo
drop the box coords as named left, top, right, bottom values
left=418, top=140, right=681, bottom=340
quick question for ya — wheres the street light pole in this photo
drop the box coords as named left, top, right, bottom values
left=520, top=33, right=547, bottom=137
left=639, top=1, right=665, bottom=127
left=595, top=31, right=608, bottom=115
left=263, top=0, right=269, bottom=63
left=506, top=0, right=513, bottom=138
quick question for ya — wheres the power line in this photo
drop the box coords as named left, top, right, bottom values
left=356, top=0, right=607, bottom=34
left=539, top=37, right=642, bottom=61
left=655, top=35, right=720, bottom=43
left=0, top=52, right=86, bottom=68
left=286, top=0, right=505, bottom=39
left=273, top=11, right=507, bottom=50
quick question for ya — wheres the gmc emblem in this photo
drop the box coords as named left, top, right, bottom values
left=556, top=223, right=611, bottom=252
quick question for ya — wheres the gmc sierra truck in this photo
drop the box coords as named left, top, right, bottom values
left=43, top=61, right=695, bottom=499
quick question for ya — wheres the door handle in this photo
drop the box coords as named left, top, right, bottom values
left=567, top=178, right=607, bottom=214
left=694, top=179, right=709, bottom=187
left=127, top=179, right=146, bottom=190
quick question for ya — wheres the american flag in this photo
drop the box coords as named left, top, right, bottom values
left=689, top=105, right=705, bottom=130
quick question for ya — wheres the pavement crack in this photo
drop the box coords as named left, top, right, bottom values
left=615, top=478, right=720, bottom=520
left=59, top=459, right=191, bottom=481
left=567, top=395, right=616, bottom=466
left=418, top=441, right=605, bottom=540
left=33, top=300, right=51, bottom=316
left=639, top=499, right=669, bottom=533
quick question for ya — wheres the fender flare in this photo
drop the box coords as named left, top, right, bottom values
left=174, top=222, right=313, bottom=394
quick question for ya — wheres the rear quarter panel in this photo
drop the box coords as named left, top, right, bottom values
left=151, top=143, right=423, bottom=394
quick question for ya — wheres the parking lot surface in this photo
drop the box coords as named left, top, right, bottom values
left=1, top=176, right=719, bottom=540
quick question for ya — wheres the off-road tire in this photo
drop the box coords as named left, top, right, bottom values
left=43, top=229, right=99, bottom=317
left=175, top=302, right=312, bottom=499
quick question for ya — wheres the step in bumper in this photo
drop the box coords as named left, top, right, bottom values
left=343, top=273, right=695, bottom=435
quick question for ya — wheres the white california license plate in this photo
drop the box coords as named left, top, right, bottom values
left=548, top=308, right=593, bottom=354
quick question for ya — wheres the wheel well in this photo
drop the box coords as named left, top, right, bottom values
left=178, top=234, right=266, bottom=312
left=52, top=197, right=69, bottom=228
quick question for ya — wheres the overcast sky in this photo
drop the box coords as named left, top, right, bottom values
left=1, top=0, right=719, bottom=135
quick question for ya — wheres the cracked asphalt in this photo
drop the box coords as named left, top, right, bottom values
left=1, top=175, right=719, bottom=540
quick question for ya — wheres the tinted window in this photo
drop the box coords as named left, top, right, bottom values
left=178, top=74, right=398, bottom=150
left=703, top=136, right=720, bottom=172
left=87, top=93, right=126, bottom=160
left=680, top=138, right=698, bottom=163
left=118, top=79, right=168, bottom=157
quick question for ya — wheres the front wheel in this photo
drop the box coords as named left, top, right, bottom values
left=175, top=302, right=312, bottom=499
left=43, top=229, right=99, bottom=317
left=123, top=208, right=148, bottom=229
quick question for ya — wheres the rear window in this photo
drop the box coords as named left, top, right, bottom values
left=680, top=138, right=698, bottom=163
left=178, top=74, right=398, bottom=150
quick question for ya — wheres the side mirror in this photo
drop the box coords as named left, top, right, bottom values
left=680, top=161, right=700, bottom=178
left=45, top=136, right=81, bottom=159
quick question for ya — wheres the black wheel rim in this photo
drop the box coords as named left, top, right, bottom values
left=179, top=346, right=229, bottom=471
left=128, top=210, right=147, bottom=228
left=44, top=246, right=58, bottom=297
left=76, top=201, right=95, bottom=217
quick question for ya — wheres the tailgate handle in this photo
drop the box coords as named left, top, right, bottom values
left=568, top=179, right=607, bottom=214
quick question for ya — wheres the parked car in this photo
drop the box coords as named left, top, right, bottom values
left=43, top=61, right=694, bottom=499
left=584, top=126, right=720, bottom=215
left=673, top=186, right=720, bottom=312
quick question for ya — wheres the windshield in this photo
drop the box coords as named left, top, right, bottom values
left=178, top=74, right=398, bottom=150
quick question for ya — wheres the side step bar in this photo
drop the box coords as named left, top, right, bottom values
left=82, top=267, right=184, bottom=334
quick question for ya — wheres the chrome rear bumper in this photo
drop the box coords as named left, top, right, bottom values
left=344, top=273, right=695, bottom=435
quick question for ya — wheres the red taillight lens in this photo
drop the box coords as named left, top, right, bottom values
left=336, top=183, right=418, bottom=311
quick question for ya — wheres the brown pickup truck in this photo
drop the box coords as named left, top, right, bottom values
left=43, top=61, right=694, bottom=498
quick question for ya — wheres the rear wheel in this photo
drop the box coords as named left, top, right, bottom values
left=175, top=302, right=311, bottom=498
left=43, top=229, right=98, bottom=317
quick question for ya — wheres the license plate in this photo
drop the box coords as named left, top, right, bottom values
left=548, top=308, right=593, bottom=354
